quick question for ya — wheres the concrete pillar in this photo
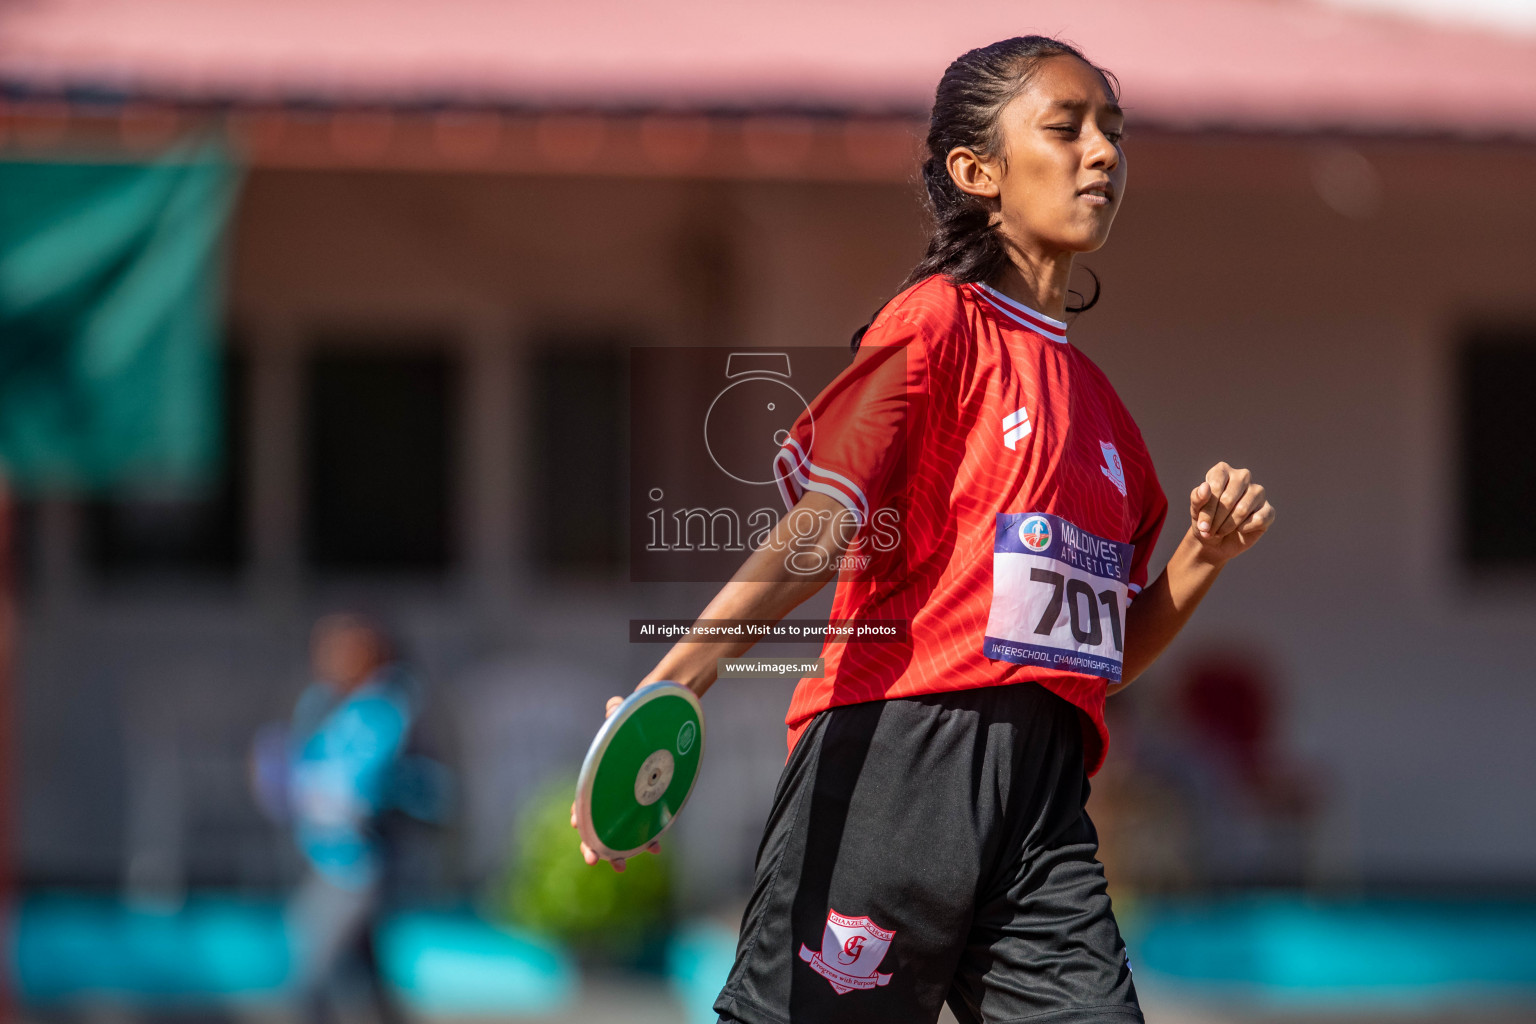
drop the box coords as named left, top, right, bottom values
left=459, top=310, right=520, bottom=612
left=246, top=314, right=304, bottom=607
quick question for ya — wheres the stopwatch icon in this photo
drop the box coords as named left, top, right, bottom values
left=703, top=352, right=814, bottom=486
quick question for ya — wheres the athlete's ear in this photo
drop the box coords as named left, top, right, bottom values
left=946, top=146, right=1001, bottom=200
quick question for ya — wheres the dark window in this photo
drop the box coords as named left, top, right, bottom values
left=84, top=352, right=247, bottom=576
left=305, top=347, right=456, bottom=572
left=1460, top=331, right=1536, bottom=568
left=528, top=344, right=626, bottom=572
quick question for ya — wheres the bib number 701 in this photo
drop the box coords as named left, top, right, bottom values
left=1028, top=568, right=1123, bottom=652
left=984, top=512, right=1133, bottom=681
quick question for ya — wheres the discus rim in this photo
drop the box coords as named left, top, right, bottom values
left=575, top=680, right=704, bottom=861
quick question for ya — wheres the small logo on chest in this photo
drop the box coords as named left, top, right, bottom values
left=1100, top=440, right=1127, bottom=497
left=1002, top=406, right=1032, bottom=450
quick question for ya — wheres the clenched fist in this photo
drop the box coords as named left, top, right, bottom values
left=1188, top=462, right=1274, bottom=563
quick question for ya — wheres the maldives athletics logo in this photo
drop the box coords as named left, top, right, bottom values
left=799, top=909, right=896, bottom=994
left=1019, top=514, right=1052, bottom=552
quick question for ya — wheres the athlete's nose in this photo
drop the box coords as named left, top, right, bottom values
left=1084, top=125, right=1119, bottom=173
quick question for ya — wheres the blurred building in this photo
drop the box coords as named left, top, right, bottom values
left=1, top=0, right=1534, bottom=906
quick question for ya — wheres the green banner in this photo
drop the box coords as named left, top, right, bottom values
left=0, top=144, right=239, bottom=492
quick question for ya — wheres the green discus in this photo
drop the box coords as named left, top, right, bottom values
left=575, top=681, right=704, bottom=861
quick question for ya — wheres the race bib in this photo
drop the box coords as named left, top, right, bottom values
left=983, top=512, right=1130, bottom=682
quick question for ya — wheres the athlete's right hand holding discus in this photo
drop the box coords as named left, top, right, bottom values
left=572, top=491, right=856, bottom=871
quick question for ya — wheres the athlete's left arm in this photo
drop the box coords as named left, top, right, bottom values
left=1113, top=462, right=1275, bottom=693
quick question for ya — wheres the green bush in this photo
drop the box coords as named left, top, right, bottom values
left=490, top=776, right=672, bottom=956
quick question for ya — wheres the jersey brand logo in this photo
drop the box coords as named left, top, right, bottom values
left=799, top=909, right=896, bottom=994
left=1100, top=440, right=1127, bottom=497
left=1019, top=514, right=1052, bottom=552
left=1002, top=406, right=1032, bottom=450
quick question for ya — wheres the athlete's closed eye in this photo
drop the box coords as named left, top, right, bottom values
left=1047, top=124, right=1123, bottom=145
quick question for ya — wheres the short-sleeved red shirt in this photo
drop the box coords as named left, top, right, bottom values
left=772, top=276, right=1167, bottom=774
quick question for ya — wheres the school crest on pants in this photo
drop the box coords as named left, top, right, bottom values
left=798, top=909, right=896, bottom=994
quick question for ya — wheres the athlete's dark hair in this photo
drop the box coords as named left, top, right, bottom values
left=852, top=35, right=1119, bottom=350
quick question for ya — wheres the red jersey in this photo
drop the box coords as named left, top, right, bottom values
left=772, top=276, right=1167, bottom=773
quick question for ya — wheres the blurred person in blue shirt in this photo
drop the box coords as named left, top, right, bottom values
left=277, top=613, right=429, bottom=1024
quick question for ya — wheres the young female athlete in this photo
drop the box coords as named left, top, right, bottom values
left=575, top=35, right=1274, bottom=1024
